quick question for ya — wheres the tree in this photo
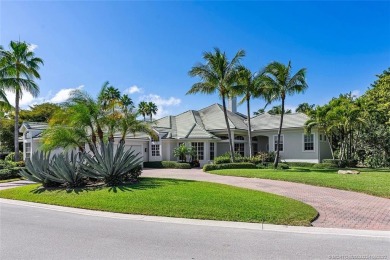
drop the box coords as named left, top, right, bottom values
left=253, top=108, right=265, bottom=116
left=268, top=105, right=292, bottom=115
left=146, top=101, right=158, bottom=121
left=0, top=41, right=44, bottom=161
left=263, top=61, right=308, bottom=168
left=234, top=66, right=270, bottom=157
left=138, top=101, right=148, bottom=121
left=187, top=48, right=245, bottom=162
left=296, top=102, right=315, bottom=114
left=19, top=103, right=60, bottom=122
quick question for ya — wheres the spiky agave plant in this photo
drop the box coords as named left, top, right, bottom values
left=18, top=151, right=61, bottom=187
left=81, top=141, right=142, bottom=186
left=49, top=151, right=85, bottom=188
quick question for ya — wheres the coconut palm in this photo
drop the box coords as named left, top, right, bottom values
left=268, top=105, right=292, bottom=115
left=263, top=61, right=308, bottom=168
left=296, top=102, right=315, bottom=114
left=117, top=112, right=157, bottom=143
left=0, top=41, right=44, bottom=161
left=187, top=48, right=245, bottom=162
left=146, top=101, right=158, bottom=121
left=234, top=66, right=270, bottom=157
left=120, top=94, right=134, bottom=114
left=138, top=101, right=148, bottom=121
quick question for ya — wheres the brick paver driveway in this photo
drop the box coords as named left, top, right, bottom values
left=142, top=168, right=390, bottom=230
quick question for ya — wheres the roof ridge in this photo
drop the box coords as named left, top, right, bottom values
left=185, top=123, right=197, bottom=138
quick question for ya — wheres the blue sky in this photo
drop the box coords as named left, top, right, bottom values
left=1, top=1, right=389, bottom=118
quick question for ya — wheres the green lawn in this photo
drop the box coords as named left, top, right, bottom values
left=0, top=177, right=317, bottom=226
left=209, top=168, right=390, bottom=198
left=0, top=178, right=23, bottom=183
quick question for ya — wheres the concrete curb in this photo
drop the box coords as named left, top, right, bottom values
left=1, top=198, right=389, bottom=238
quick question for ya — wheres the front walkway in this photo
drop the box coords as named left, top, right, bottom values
left=142, top=168, right=390, bottom=231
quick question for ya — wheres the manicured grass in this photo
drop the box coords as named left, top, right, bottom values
left=0, top=177, right=317, bottom=226
left=209, top=168, right=390, bottom=198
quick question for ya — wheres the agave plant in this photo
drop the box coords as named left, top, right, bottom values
left=49, top=151, right=85, bottom=188
left=18, top=151, right=61, bottom=187
left=81, top=141, right=142, bottom=186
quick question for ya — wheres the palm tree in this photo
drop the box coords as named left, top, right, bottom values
left=253, top=108, right=265, bottom=116
left=146, top=101, right=158, bottom=121
left=138, top=101, right=148, bottom=121
left=0, top=41, right=44, bottom=161
left=117, top=112, right=157, bottom=143
left=263, top=61, right=308, bottom=168
left=268, top=105, right=292, bottom=115
left=187, top=48, right=245, bottom=162
left=296, top=102, right=315, bottom=114
left=234, top=66, right=270, bottom=157
left=120, top=94, right=134, bottom=114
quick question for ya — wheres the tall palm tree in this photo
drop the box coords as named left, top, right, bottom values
left=234, top=66, right=270, bottom=157
left=146, top=101, right=158, bottom=121
left=263, top=61, right=308, bottom=168
left=120, top=94, right=134, bottom=114
left=138, top=101, right=148, bottom=121
left=268, top=105, right=292, bottom=115
left=296, top=102, right=315, bottom=114
left=187, top=48, right=245, bottom=162
left=0, top=41, right=43, bottom=161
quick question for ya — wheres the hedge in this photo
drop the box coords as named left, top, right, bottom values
left=312, top=163, right=338, bottom=169
left=0, top=167, right=22, bottom=180
left=203, top=163, right=257, bottom=172
left=285, top=162, right=316, bottom=168
left=143, top=161, right=191, bottom=169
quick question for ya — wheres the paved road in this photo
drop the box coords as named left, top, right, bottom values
left=142, top=168, right=390, bottom=230
left=1, top=202, right=389, bottom=260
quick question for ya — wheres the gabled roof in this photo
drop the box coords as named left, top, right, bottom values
left=19, top=122, right=48, bottom=133
left=250, top=113, right=309, bottom=131
left=198, top=104, right=247, bottom=131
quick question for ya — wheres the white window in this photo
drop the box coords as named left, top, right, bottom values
left=273, top=135, right=284, bottom=152
left=209, top=143, right=215, bottom=160
left=234, top=143, right=245, bottom=156
left=151, top=144, right=160, bottom=156
left=25, top=142, right=31, bottom=159
left=304, top=134, right=314, bottom=151
left=191, top=142, right=204, bottom=160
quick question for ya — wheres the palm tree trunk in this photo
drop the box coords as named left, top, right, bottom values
left=222, top=95, right=235, bottom=162
left=325, top=133, right=335, bottom=160
left=14, top=90, right=20, bottom=162
left=150, top=114, right=152, bottom=122
left=274, top=96, right=285, bottom=168
left=246, top=97, right=253, bottom=157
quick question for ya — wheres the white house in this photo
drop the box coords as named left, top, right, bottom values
left=19, top=100, right=332, bottom=166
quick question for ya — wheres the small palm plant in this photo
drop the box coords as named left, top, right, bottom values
left=173, top=144, right=190, bottom=162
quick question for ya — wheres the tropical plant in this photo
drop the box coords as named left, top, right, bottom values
left=117, top=112, right=156, bottom=143
left=268, top=105, right=292, bottom=115
left=49, top=151, right=85, bottom=188
left=262, top=61, right=308, bottom=168
left=81, top=141, right=143, bottom=186
left=173, top=144, right=192, bottom=162
left=234, top=66, right=270, bottom=157
left=187, top=48, right=245, bottom=162
left=146, top=101, right=158, bottom=121
left=138, top=101, right=148, bottom=121
left=4, top=151, right=23, bottom=162
left=18, top=151, right=60, bottom=187
left=296, top=102, right=315, bottom=114
left=253, top=108, right=265, bottom=116
left=0, top=41, right=44, bottom=161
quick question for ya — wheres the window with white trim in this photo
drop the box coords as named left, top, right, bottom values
left=234, top=143, right=245, bottom=156
left=304, top=134, right=314, bottom=151
left=25, top=142, right=31, bottom=159
left=209, top=143, right=215, bottom=160
left=273, top=135, right=284, bottom=152
left=191, top=142, right=204, bottom=160
left=151, top=144, right=160, bottom=156
left=235, top=135, right=244, bottom=140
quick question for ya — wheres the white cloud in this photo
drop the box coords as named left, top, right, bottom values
left=5, top=85, right=84, bottom=109
left=49, top=85, right=84, bottom=103
left=28, top=44, right=38, bottom=52
left=139, top=94, right=181, bottom=119
left=124, top=85, right=142, bottom=94
left=351, top=89, right=361, bottom=98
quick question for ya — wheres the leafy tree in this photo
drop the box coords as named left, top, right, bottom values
left=0, top=118, right=16, bottom=153
left=296, top=102, right=315, bottom=114
left=234, top=66, right=270, bottom=157
left=146, top=101, right=158, bottom=121
left=263, top=61, right=308, bottom=168
left=268, top=105, right=292, bottom=115
left=138, top=101, right=148, bottom=121
left=19, top=103, right=60, bottom=122
left=0, top=41, right=44, bottom=161
left=187, top=48, right=245, bottom=162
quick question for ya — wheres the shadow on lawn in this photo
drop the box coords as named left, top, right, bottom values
left=30, top=178, right=190, bottom=194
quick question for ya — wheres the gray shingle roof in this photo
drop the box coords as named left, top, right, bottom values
left=250, top=113, right=309, bottom=131
left=22, top=122, right=48, bottom=130
left=198, top=104, right=247, bottom=131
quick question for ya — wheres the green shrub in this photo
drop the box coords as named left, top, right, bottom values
left=279, top=163, right=290, bottom=169
left=203, top=163, right=256, bottom=172
left=286, top=162, right=316, bottom=168
left=143, top=161, right=191, bottom=169
left=124, top=165, right=143, bottom=182
left=214, top=156, right=231, bottom=164
left=345, top=159, right=358, bottom=168
left=0, top=167, right=22, bottom=180
left=5, top=152, right=23, bottom=162
left=313, top=163, right=337, bottom=169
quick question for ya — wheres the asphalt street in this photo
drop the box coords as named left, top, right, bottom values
left=0, top=202, right=389, bottom=260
